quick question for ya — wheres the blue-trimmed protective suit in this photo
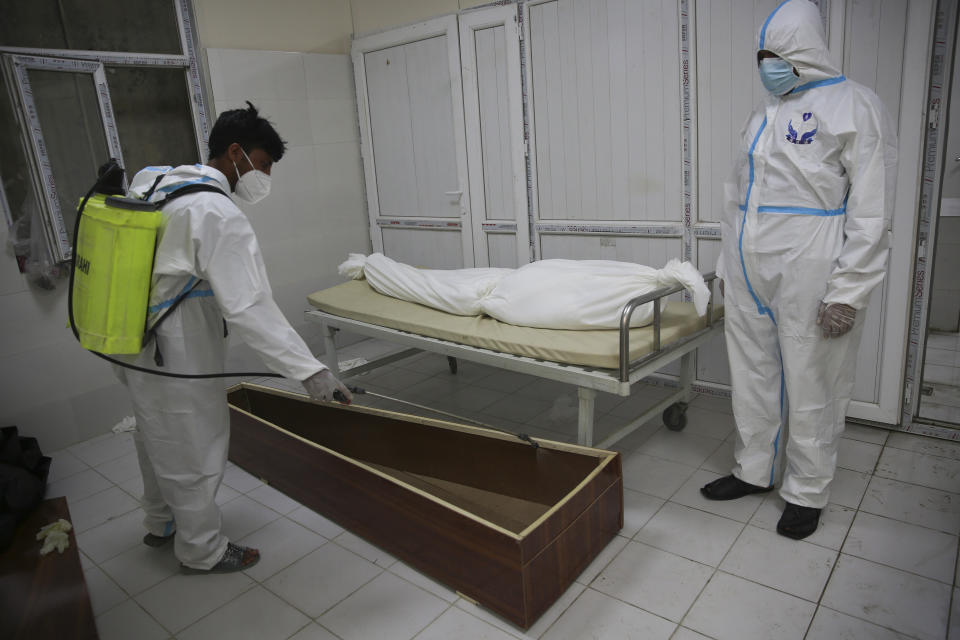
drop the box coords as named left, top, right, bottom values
left=116, top=164, right=326, bottom=569
left=717, top=0, right=897, bottom=508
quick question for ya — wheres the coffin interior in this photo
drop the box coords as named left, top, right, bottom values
left=228, top=386, right=605, bottom=533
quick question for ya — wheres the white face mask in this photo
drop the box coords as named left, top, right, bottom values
left=233, top=148, right=271, bottom=204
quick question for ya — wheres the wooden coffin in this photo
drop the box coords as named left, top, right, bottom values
left=226, top=383, right=623, bottom=629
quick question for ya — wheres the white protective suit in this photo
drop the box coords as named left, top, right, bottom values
left=116, top=164, right=326, bottom=569
left=718, top=0, right=897, bottom=508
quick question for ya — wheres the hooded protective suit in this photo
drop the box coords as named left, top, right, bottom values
left=116, top=164, right=326, bottom=569
left=717, top=0, right=897, bottom=508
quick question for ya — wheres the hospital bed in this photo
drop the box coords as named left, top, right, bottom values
left=305, top=273, right=723, bottom=449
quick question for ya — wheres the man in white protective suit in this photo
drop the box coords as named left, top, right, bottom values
left=699, top=0, right=897, bottom=539
left=117, top=102, right=352, bottom=572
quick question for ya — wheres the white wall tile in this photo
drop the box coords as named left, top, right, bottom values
left=304, top=54, right=354, bottom=99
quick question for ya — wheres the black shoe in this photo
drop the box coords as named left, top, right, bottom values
left=143, top=532, right=175, bottom=547
left=777, top=502, right=821, bottom=540
left=700, top=475, right=774, bottom=501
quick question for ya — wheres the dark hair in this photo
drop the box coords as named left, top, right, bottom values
left=207, top=101, right=287, bottom=161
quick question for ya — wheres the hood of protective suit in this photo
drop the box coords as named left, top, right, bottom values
left=758, top=0, right=841, bottom=86
left=127, top=164, right=230, bottom=203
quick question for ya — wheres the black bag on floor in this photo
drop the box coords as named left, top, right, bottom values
left=0, top=426, right=51, bottom=552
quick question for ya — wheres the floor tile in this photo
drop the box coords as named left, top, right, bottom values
left=46, top=468, right=113, bottom=502
left=471, top=369, right=538, bottom=394
left=700, top=438, right=735, bottom=474
left=238, top=516, right=328, bottom=582
left=636, top=428, right=725, bottom=468
left=118, top=475, right=144, bottom=502
left=621, top=452, right=697, bottom=499
left=68, top=432, right=136, bottom=467
left=70, top=486, right=140, bottom=533
left=286, top=505, right=344, bottom=539
left=455, top=581, right=586, bottom=640
left=837, top=438, right=883, bottom=474
left=177, top=585, right=310, bottom=640
left=576, top=534, right=630, bottom=586
left=842, top=423, right=890, bottom=446
left=821, top=554, right=952, bottom=640
left=220, top=494, right=282, bottom=541
left=719, top=525, right=837, bottom=601
left=829, top=467, right=871, bottom=508
left=542, top=587, right=676, bottom=640
left=388, top=561, right=458, bottom=603
left=99, top=542, right=181, bottom=596
left=94, top=451, right=141, bottom=485
left=684, top=572, right=816, bottom=640
left=749, top=496, right=854, bottom=551
left=263, top=543, right=381, bottom=617
left=622, top=489, right=666, bottom=538
left=607, top=385, right=676, bottom=419
left=670, top=469, right=766, bottom=523
left=683, top=406, right=736, bottom=440
left=635, top=502, right=743, bottom=566
left=135, top=570, right=254, bottom=633
left=481, top=394, right=553, bottom=424
left=76, top=508, right=146, bottom=563
left=246, top=483, right=303, bottom=515
left=319, top=571, right=447, bottom=640
left=46, top=448, right=89, bottom=483
left=860, top=476, right=960, bottom=534
left=606, top=418, right=661, bottom=453
left=875, top=447, right=960, bottom=493
left=671, top=628, right=714, bottom=640
left=83, top=565, right=128, bottom=616
left=951, top=587, right=960, bottom=640
left=689, top=393, right=734, bottom=415
left=805, top=606, right=914, bottom=640
left=94, top=598, right=169, bottom=640
left=215, top=483, right=242, bottom=506
left=222, top=464, right=266, bottom=493
left=886, top=431, right=960, bottom=461
left=287, top=623, right=340, bottom=640
left=414, top=606, right=517, bottom=640
left=592, top=540, right=713, bottom=623
left=842, top=511, right=958, bottom=583
left=334, top=530, right=397, bottom=567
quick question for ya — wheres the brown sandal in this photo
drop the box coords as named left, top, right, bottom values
left=181, top=542, right=260, bottom=574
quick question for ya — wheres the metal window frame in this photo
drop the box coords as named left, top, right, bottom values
left=3, top=54, right=124, bottom=262
left=0, top=0, right=210, bottom=262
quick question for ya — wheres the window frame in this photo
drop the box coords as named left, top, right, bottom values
left=0, top=0, right=209, bottom=263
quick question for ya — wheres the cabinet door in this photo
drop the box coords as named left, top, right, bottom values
left=352, top=16, right=472, bottom=268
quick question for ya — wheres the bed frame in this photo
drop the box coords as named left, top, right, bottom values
left=305, top=274, right=723, bottom=448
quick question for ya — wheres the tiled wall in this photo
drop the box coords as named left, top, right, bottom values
left=205, top=49, right=372, bottom=372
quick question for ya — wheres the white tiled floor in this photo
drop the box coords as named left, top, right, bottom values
left=44, top=340, right=960, bottom=639
left=920, top=332, right=960, bottom=424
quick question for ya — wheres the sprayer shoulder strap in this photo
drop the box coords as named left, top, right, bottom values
left=142, top=183, right=231, bottom=358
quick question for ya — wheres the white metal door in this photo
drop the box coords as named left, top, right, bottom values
left=352, top=17, right=473, bottom=268
left=459, top=5, right=529, bottom=268
left=523, top=0, right=684, bottom=266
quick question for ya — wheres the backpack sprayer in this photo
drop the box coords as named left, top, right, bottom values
left=68, top=159, right=283, bottom=380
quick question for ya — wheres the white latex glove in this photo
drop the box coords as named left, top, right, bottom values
left=36, top=518, right=72, bottom=555
left=817, top=302, right=856, bottom=338
left=302, top=369, right=352, bottom=404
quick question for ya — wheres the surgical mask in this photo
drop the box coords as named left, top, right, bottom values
left=233, top=148, right=271, bottom=204
left=758, top=57, right=800, bottom=96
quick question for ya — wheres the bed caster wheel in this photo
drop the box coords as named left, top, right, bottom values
left=447, top=356, right=458, bottom=375
left=663, top=402, right=688, bottom=431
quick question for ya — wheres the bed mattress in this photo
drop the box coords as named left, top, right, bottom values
left=307, top=280, right=713, bottom=369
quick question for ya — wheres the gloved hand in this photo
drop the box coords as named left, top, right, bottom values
left=817, top=302, right=856, bottom=338
left=302, top=369, right=352, bottom=404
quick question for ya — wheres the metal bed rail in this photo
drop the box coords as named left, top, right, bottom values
left=618, top=271, right=720, bottom=382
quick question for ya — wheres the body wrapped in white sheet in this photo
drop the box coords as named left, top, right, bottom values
left=339, top=253, right=710, bottom=330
